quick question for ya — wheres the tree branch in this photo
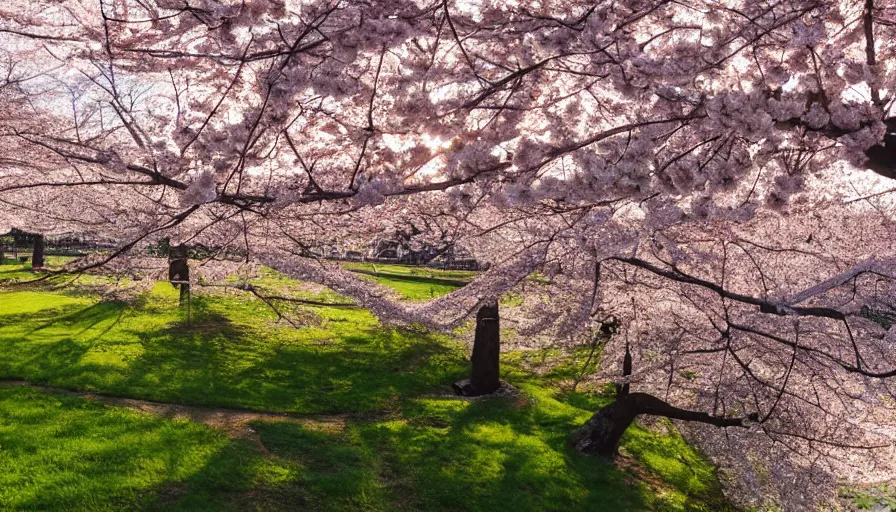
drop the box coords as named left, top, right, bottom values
left=630, top=392, right=755, bottom=428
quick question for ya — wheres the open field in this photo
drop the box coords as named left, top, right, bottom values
left=342, top=262, right=475, bottom=300
left=0, top=262, right=733, bottom=511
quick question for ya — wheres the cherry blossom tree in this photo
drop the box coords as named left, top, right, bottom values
left=465, top=198, right=896, bottom=509
left=3, top=0, right=896, bottom=508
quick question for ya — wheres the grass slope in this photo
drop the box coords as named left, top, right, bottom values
left=0, top=263, right=732, bottom=511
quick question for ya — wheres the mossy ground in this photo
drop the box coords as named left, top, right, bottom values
left=0, top=260, right=732, bottom=511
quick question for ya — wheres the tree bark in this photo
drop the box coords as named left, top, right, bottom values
left=453, top=300, right=501, bottom=396
left=570, top=392, right=752, bottom=457
left=31, top=234, right=44, bottom=268
left=571, top=343, right=753, bottom=457
left=569, top=397, right=640, bottom=457
left=865, top=118, right=896, bottom=179
left=168, top=243, right=190, bottom=306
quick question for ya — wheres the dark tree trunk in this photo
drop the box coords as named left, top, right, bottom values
left=471, top=300, right=500, bottom=393
left=569, top=397, right=640, bottom=457
left=453, top=300, right=501, bottom=396
left=571, top=344, right=753, bottom=458
left=865, top=118, right=896, bottom=179
left=31, top=234, right=44, bottom=269
left=570, top=391, right=754, bottom=457
left=168, top=243, right=190, bottom=306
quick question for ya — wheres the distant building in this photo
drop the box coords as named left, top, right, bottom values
left=302, top=236, right=483, bottom=270
left=0, top=228, right=115, bottom=257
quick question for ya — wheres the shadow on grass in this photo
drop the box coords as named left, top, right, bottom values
left=0, top=386, right=297, bottom=512
left=249, top=386, right=732, bottom=512
left=356, top=391, right=648, bottom=512
left=250, top=420, right=389, bottom=511
left=0, top=382, right=732, bottom=512
left=118, top=304, right=467, bottom=413
left=0, top=289, right=468, bottom=414
left=28, top=301, right=128, bottom=337
left=349, top=268, right=471, bottom=287
left=0, top=287, right=735, bottom=511
left=249, top=392, right=642, bottom=512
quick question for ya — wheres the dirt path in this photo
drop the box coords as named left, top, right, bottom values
left=0, top=380, right=350, bottom=443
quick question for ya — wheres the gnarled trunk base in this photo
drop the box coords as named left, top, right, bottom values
left=572, top=342, right=753, bottom=458
left=569, top=399, right=638, bottom=457
left=570, top=392, right=752, bottom=458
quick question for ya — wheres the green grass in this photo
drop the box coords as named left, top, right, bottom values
left=0, top=254, right=77, bottom=267
left=0, top=386, right=729, bottom=512
left=244, top=384, right=732, bottom=512
left=343, top=263, right=473, bottom=300
left=0, top=386, right=298, bottom=511
left=0, top=284, right=465, bottom=414
left=354, top=386, right=730, bottom=511
left=342, top=263, right=478, bottom=281
left=0, top=255, right=77, bottom=281
left=841, top=484, right=896, bottom=510
left=0, top=263, right=734, bottom=511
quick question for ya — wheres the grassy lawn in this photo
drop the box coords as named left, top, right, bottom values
left=0, top=385, right=298, bottom=511
left=0, top=284, right=464, bottom=414
left=0, top=262, right=733, bottom=511
left=341, top=262, right=478, bottom=281
left=342, top=262, right=473, bottom=301
left=0, top=255, right=77, bottom=281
